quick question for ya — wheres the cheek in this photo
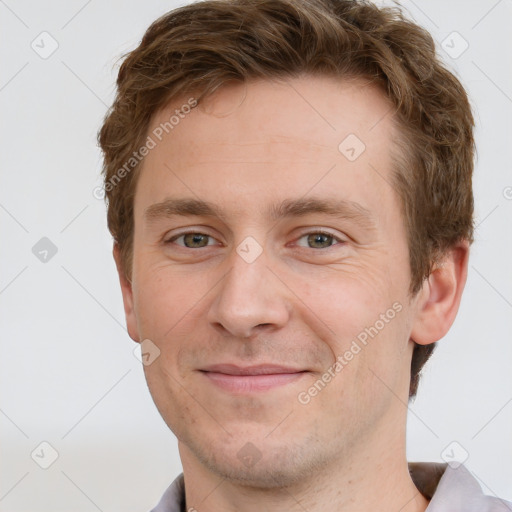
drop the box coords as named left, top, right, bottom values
left=132, top=261, right=206, bottom=339
left=296, top=267, right=411, bottom=392
left=295, top=265, right=398, bottom=343
left=301, top=299, right=410, bottom=430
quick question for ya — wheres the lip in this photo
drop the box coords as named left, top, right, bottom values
left=199, top=364, right=308, bottom=393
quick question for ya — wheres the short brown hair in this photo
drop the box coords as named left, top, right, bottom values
left=98, top=0, right=475, bottom=397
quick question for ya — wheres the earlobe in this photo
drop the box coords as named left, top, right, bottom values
left=410, top=241, right=470, bottom=346
left=113, top=243, right=141, bottom=343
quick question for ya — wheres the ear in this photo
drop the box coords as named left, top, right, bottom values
left=410, top=241, right=470, bottom=345
left=113, top=243, right=140, bottom=343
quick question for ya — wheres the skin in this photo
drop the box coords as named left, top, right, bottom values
left=114, top=75, right=469, bottom=512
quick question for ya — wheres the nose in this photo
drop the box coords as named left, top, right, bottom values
left=206, top=248, right=291, bottom=339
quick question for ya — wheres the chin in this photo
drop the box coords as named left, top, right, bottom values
left=185, top=432, right=329, bottom=489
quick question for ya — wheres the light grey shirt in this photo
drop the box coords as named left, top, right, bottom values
left=150, top=463, right=511, bottom=512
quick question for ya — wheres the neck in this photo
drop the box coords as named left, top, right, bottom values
left=178, top=420, right=429, bottom=512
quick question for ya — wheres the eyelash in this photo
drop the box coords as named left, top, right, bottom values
left=164, top=230, right=345, bottom=250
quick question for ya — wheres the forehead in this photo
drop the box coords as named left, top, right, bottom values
left=135, top=75, right=398, bottom=218
left=153, top=76, right=393, bottom=155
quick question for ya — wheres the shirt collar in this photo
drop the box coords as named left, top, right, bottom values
left=151, top=463, right=510, bottom=512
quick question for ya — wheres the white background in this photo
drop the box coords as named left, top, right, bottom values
left=1, top=0, right=511, bottom=510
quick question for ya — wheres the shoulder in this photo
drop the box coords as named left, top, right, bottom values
left=410, top=462, right=512, bottom=512
left=149, top=473, right=185, bottom=512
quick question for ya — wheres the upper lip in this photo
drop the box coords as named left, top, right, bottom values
left=200, top=364, right=306, bottom=376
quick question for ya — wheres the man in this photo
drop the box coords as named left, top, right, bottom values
left=98, top=0, right=510, bottom=510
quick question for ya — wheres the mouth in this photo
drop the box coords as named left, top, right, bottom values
left=199, top=364, right=309, bottom=393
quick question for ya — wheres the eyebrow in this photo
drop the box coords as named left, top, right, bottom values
left=144, top=196, right=376, bottom=230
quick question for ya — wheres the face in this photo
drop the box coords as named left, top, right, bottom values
left=122, top=76, right=425, bottom=486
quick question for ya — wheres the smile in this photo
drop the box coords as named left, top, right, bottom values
left=199, top=364, right=309, bottom=393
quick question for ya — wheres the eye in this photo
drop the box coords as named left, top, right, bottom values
left=165, top=230, right=344, bottom=250
left=295, top=231, right=344, bottom=249
left=166, top=232, right=218, bottom=248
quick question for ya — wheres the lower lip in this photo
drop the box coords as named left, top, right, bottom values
left=201, top=371, right=307, bottom=393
